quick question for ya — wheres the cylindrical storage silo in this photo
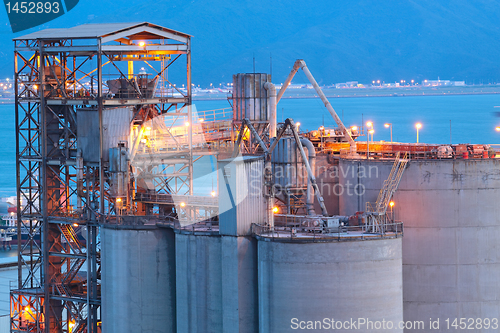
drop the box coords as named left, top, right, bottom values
left=338, top=158, right=500, bottom=333
left=258, top=237, right=403, bottom=333
left=175, top=230, right=222, bottom=333
left=396, top=159, right=500, bottom=333
left=271, top=137, right=307, bottom=191
left=232, top=73, right=270, bottom=124
left=101, top=224, right=176, bottom=333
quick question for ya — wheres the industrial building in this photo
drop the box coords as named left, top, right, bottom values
left=10, top=22, right=500, bottom=333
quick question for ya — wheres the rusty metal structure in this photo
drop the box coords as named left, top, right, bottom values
left=11, top=22, right=191, bottom=332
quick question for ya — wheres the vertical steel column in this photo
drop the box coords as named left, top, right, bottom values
left=14, top=49, right=22, bottom=288
left=98, top=38, right=104, bottom=216
left=186, top=37, right=191, bottom=105
left=188, top=104, right=193, bottom=196
left=39, top=39, right=51, bottom=333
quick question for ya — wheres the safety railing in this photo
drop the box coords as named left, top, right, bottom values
left=196, top=107, right=233, bottom=123
left=252, top=219, right=403, bottom=242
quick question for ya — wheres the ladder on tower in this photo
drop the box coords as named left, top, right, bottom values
left=365, top=152, right=409, bottom=232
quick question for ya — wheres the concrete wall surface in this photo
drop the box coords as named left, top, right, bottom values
left=339, top=158, right=500, bottom=333
left=221, top=236, right=259, bottom=333
left=101, top=225, right=176, bottom=333
left=258, top=238, right=403, bottom=333
left=175, top=232, right=222, bottom=333
left=396, top=159, right=500, bottom=333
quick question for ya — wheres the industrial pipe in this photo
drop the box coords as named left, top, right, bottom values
left=276, top=62, right=301, bottom=103
left=264, top=82, right=277, bottom=138
left=287, top=119, right=329, bottom=216
left=296, top=60, right=356, bottom=155
left=300, top=138, right=316, bottom=216
left=277, top=59, right=358, bottom=156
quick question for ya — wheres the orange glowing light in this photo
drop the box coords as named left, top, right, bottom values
left=272, top=206, right=279, bottom=213
left=180, top=202, right=186, bottom=207
left=73, top=223, right=79, bottom=227
left=389, top=201, right=395, bottom=208
left=211, top=191, right=216, bottom=197
left=351, top=126, right=358, bottom=131
left=185, top=122, right=190, bottom=127
left=116, top=198, right=122, bottom=203
left=138, top=41, right=146, bottom=47
left=496, top=127, right=500, bottom=132
left=416, top=123, right=422, bottom=129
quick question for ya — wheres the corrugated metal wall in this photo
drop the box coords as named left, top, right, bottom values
left=102, top=106, right=133, bottom=161
left=219, top=156, right=266, bottom=236
left=232, top=73, right=270, bottom=123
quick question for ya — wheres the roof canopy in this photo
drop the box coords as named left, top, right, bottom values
left=14, top=22, right=191, bottom=43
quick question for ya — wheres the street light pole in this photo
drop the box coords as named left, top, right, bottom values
left=366, top=121, right=373, bottom=142
left=384, top=123, right=393, bottom=142
left=367, top=129, right=374, bottom=159
left=367, top=130, right=369, bottom=160
left=415, top=123, right=422, bottom=143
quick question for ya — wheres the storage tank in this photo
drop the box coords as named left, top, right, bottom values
left=101, top=224, right=176, bottom=333
left=175, top=230, right=222, bottom=333
left=258, top=237, right=403, bottom=333
left=271, top=137, right=307, bottom=191
left=338, top=158, right=500, bottom=333
left=271, top=138, right=339, bottom=215
left=232, top=73, right=270, bottom=124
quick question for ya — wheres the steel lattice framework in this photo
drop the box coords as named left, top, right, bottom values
left=12, top=23, right=191, bottom=333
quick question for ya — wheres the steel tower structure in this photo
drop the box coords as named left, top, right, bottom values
left=11, top=22, right=191, bottom=332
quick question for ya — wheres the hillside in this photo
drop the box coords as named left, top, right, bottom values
left=0, top=0, right=500, bottom=86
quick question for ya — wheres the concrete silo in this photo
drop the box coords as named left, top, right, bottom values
left=338, top=158, right=500, bottom=332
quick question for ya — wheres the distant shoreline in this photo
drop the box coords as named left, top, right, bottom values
left=193, top=90, right=500, bottom=101
left=2, top=87, right=500, bottom=104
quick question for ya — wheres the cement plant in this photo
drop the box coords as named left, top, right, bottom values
left=7, top=22, right=500, bottom=333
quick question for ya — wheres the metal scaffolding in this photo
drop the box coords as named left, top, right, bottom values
left=12, top=22, right=191, bottom=332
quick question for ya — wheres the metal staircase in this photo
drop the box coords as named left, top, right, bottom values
left=366, top=152, right=409, bottom=232
left=59, top=224, right=86, bottom=284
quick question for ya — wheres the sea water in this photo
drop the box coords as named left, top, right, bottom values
left=1, top=93, right=499, bottom=197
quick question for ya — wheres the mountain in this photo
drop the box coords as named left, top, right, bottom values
left=0, top=0, right=500, bottom=86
